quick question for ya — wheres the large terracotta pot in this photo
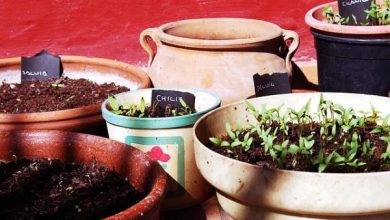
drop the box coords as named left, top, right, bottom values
left=194, top=93, right=390, bottom=220
left=0, top=56, right=151, bottom=134
left=102, top=88, right=221, bottom=210
left=0, top=130, right=167, bottom=219
left=140, top=18, right=299, bottom=105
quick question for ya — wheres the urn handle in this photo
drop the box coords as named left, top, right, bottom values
left=282, top=29, right=300, bottom=76
left=140, top=28, right=161, bottom=67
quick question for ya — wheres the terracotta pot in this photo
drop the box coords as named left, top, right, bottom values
left=102, top=88, right=221, bottom=210
left=194, top=93, right=390, bottom=220
left=0, top=130, right=167, bottom=219
left=140, top=18, right=299, bottom=105
left=0, top=56, right=151, bottom=134
left=305, top=2, right=390, bottom=96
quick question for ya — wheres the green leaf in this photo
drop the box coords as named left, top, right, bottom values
left=221, top=141, right=230, bottom=147
left=209, top=137, right=222, bottom=146
left=225, top=123, right=236, bottom=140
left=139, top=97, right=146, bottom=113
left=273, top=145, right=283, bottom=151
left=179, top=97, right=188, bottom=108
left=318, top=163, right=327, bottom=173
left=108, top=96, right=120, bottom=111
left=288, top=144, right=299, bottom=154
left=231, top=141, right=242, bottom=147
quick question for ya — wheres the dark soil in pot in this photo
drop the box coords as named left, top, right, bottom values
left=0, top=77, right=129, bottom=113
left=107, top=97, right=196, bottom=117
left=0, top=158, right=144, bottom=220
left=208, top=98, right=390, bottom=173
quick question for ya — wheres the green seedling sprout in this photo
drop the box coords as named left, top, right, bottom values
left=209, top=94, right=390, bottom=172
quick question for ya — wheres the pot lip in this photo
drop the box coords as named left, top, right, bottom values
left=102, top=88, right=221, bottom=129
left=194, top=92, right=390, bottom=176
left=0, top=130, right=167, bottom=219
left=156, top=18, right=283, bottom=49
left=312, top=29, right=390, bottom=44
left=305, top=1, right=390, bottom=35
left=0, top=56, right=151, bottom=123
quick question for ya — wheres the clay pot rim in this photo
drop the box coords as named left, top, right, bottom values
left=0, top=56, right=151, bottom=123
left=102, top=88, right=221, bottom=129
left=305, top=1, right=390, bottom=35
left=194, top=92, right=390, bottom=176
left=157, top=18, right=283, bottom=49
left=0, top=130, right=167, bottom=219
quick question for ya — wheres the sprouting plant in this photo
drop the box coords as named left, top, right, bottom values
left=365, top=0, right=390, bottom=25
left=108, top=96, right=122, bottom=115
left=322, top=5, right=351, bottom=25
left=179, top=97, right=192, bottom=115
left=209, top=94, right=390, bottom=173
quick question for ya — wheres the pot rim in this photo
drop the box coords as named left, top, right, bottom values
left=0, top=130, right=167, bottom=219
left=305, top=1, right=390, bottom=35
left=194, top=92, right=390, bottom=176
left=102, top=88, right=221, bottom=129
left=0, top=56, right=151, bottom=123
left=156, top=18, right=283, bottom=49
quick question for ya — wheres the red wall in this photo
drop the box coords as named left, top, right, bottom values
left=0, top=0, right=329, bottom=66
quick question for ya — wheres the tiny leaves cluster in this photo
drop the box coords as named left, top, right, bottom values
left=108, top=96, right=193, bottom=117
left=209, top=94, right=390, bottom=173
left=323, top=1, right=390, bottom=25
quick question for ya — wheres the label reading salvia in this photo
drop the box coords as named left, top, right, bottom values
left=253, top=73, right=291, bottom=97
left=21, top=50, right=63, bottom=83
left=151, top=90, right=195, bottom=110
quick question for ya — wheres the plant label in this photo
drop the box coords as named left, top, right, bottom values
left=151, top=90, right=195, bottom=110
left=21, top=50, right=63, bottom=83
left=253, top=73, right=291, bottom=97
left=338, top=0, right=372, bottom=25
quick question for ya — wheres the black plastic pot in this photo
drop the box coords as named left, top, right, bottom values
left=313, top=29, right=390, bottom=96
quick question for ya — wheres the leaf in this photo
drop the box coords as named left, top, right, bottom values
left=108, top=96, right=120, bottom=111
left=273, top=145, right=283, bottom=151
left=179, top=97, right=188, bottom=108
left=209, top=137, right=222, bottom=146
left=225, top=123, right=236, bottom=140
left=288, top=144, right=300, bottom=154
left=231, top=141, right=242, bottom=147
left=318, top=163, right=327, bottom=173
left=139, top=97, right=146, bottom=113
left=221, top=141, right=230, bottom=147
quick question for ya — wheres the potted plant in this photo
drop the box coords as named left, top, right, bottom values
left=0, top=56, right=151, bottom=135
left=0, top=130, right=167, bottom=219
left=194, top=93, right=390, bottom=219
left=305, top=1, right=390, bottom=96
left=101, top=88, right=221, bottom=210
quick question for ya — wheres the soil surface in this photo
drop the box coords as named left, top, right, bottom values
left=0, top=77, right=129, bottom=113
left=209, top=121, right=390, bottom=173
left=0, top=158, right=143, bottom=220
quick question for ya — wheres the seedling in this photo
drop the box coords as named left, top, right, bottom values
left=209, top=95, right=390, bottom=173
left=108, top=96, right=195, bottom=118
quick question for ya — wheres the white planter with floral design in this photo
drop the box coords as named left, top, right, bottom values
left=102, top=88, right=220, bottom=210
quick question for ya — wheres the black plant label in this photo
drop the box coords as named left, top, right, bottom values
left=338, top=0, right=371, bottom=25
left=253, top=73, right=291, bottom=97
left=21, top=50, right=63, bottom=83
left=151, top=90, right=195, bottom=110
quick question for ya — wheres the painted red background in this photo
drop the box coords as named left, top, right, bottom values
left=0, top=0, right=329, bottom=66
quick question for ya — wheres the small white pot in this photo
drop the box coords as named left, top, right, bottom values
left=194, top=93, right=390, bottom=219
left=102, top=88, right=220, bottom=210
